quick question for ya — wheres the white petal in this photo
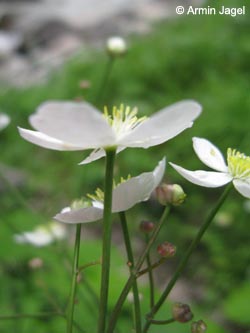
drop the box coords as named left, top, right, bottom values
left=120, top=100, right=202, bottom=148
left=170, top=163, right=232, bottom=187
left=18, top=127, right=83, bottom=151
left=112, top=158, right=165, bottom=212
left=14, top=231, right=53, bottom=247
left=79, top=146, right=126, bottom=165
left=54, top=206, right=103, bottom=224
left=0, top=113, right=10, bottom=130
left=233, top=179, right=250, bottom=198
left=30, top=101, right=115, bottom=149
left=192, top=137, right=228, bottom=172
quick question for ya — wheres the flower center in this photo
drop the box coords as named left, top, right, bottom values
left=103, top=104, right=146, bottom=139
left=87, top=188, right=105, bottom=203
left=227, top=148, right=250, bottom=180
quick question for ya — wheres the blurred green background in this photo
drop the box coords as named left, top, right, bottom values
left=0, top=0, right=250, bottom=332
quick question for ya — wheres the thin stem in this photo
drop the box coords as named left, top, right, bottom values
left=150, top=318, right=175, bottom=325
left=78, top=259, right=102, bottom=273
left=145, top=234, right=155, bottom=309
left=137, top=258, right=166, bottom=277
left=67, top=224, right=82, bottom=333
left=119, top=212, right=142, bottom=333
left=107, top=206, right=171, bottom=333
left=96, top=56, right=114, bottom=105
left=143, top=184, right=232, bottom=332
left=97, top=148, right=116, bottom=333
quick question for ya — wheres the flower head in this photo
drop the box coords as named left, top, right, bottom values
left=55, top=158, right=166, bottom=223
left=0, top=113, right=10, bottom=131
left=18, top=100, right=201, bottom=164
left=14, top=222, right=66, bottom=247
left=170, top=137, right=250, bottom=198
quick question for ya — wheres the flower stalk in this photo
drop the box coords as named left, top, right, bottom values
left=67, top=224, right=82, bottom=333
left=97, top=148, right=116, bottom=333
left=107, top=205, right=171, bottom=333
left=142, top=183, right=233, bottom=332
left=145, top=233, right=155, bottom=308
left=119, top=211, right=142, bottom=333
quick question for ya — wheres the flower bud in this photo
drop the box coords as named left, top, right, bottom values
left=191, top=320, right=207, bottom=333
left=139, top=220, right=155, bottom=233
left=106, top=36, right=127, bottom=57
left=155, top=184, right=186, bottom=206
left=172, top=303, right=193, bottom=323
left=157, top=241, right=176, bottom=258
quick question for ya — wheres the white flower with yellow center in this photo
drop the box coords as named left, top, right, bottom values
left=14, top=222, right=66, bottom=247
left=55, top=158, right=165, bottom=223
left=170, top=137, right=250, bottom=198
left=18, top=100, right=201, bottom=164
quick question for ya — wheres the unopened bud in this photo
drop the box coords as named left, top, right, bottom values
left=172, top=303, right=193, bottom=323
left=156, top=184, right=186, bottom=206
left=191, top=320, right=207, bottom=333
left=106, top=36, right=127, bottom=57
left=139, top=220, right=155, bottom=233
left=157, top=242, right=176, bottom=258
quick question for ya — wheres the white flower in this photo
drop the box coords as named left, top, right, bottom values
left=0, top=113, right=10, bottom=131
left=14, top=222, right=66, bottom=247
left=170, top=137, right=250, bottom=198
left=55, top=158, right=166, bottom=223
left=18, top=100, right=201, bottom=164
left=106, top=36, right=127, bottom=56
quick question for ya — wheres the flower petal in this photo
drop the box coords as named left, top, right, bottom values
left=233, top=179, right=250, bottom=198
left=120, top=100, right=202, bottom=148
left=54, top=206, right=103, bottom=224
left=30, top=101, right=115, bottom=149
left=0, top=113, right=10, bottom=130
left=192, top=137, right=228, bottom=172
left=14, top=231, right=53, bottom=247
left=18, top=127, right=83, bottom=151
left=112, top=158, right=165, bottom=212
left=170, top=163, right=232, bottom=187
left=79, top=146, right=126, bottom=165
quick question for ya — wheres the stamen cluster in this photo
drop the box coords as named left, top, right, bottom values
left=227, top=148, right=250, bottom=180
left=103, top=105, right=146, bottom=139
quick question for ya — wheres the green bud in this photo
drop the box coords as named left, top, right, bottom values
left=106, top=36, right=127, bottom=57
left=156, top=184, right=186, bottom=206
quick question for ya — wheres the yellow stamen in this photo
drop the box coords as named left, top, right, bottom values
left=103, top=104, right=147, bottom=139
left=227, top=148, right=250, bottom=179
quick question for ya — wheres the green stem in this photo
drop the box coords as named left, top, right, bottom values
left=96, top=57, right=114, bottom=105
left=119, top=212, right=142, bottom=333
left=143, top=184, right=232, bottom=332
left=150, top=318, right=175, bottom=325
left=97, top=148, right=116, bottom=333
left=145, top=234, right=155, bottom=309
left=107, top=206, right=171, bottom=333
left=67, top=224, right=82, bottom=333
